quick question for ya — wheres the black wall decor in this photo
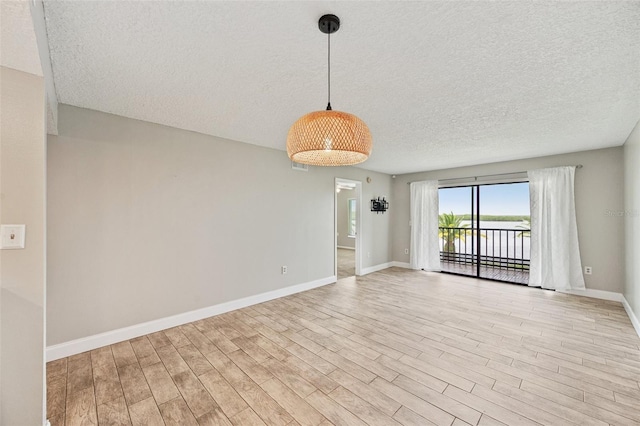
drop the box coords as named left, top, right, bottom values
left=371, top=197, right=389, bottom=214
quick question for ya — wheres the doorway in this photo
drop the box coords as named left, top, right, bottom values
left=438, top=182, right=530, bottom=284
left=335, top=178, right=362, bottom=279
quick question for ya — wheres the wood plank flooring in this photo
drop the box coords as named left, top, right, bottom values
left=337, top=248, right=355, bottom=280
left=47, top=268, right=640, bottom=426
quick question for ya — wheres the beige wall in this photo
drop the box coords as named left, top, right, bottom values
left=47, top=105, right=392, bottom=345
left=391, top=147, right=625, bottom=293
left=337, top=189, right=355, bottom=249
left=0, top=67, right=46, bottom=425
left=624, top=120, right=640, bottom=322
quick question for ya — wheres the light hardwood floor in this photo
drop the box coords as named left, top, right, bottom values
left=337, top=248, right=355, bottom=280
left=47, top=268, right=640, bottom=426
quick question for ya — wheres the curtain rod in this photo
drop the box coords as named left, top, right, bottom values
left=407, top=164, right=583, bottom=185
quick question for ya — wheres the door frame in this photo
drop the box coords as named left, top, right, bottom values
left=335, top=178, right=362, bottom=277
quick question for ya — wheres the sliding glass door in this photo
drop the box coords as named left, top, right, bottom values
left=438, top=186, right=478, bottom=278
left=439, top=182, right=530, bottom=284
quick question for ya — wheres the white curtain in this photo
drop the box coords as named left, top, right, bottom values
left=528, top=167, right=585, bottom=290
left=410, top=180, right=441, bottom=271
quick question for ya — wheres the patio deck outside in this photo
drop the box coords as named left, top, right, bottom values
left=439, top=225, right=530, bottom=285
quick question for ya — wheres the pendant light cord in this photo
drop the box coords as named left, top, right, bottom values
left=327, top=31, right=332, bottom=111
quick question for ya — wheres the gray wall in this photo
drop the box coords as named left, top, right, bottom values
left=46, top=104, right=635, bottom=348
left=391, top=147, right=625, bottom=293
left=0, top=67, right=46, bottom=425
left=337, top=189, right=355, bottom=249
left=47, top=105, right=392, bottom=345
left=624, top=120, right=640, bottom=322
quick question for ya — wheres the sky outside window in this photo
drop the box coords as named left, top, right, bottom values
left=439, top=183, right=530, bottom=216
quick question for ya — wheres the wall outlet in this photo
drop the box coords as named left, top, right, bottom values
left=281, top=266, right=287, bottom=275
left=0, top=224, right=26, bottom=249
left=584, top=266, right=592, bottom=275
left=404, top=248, right=409, bottom=254
left=367, top=252, right=371, bottom=258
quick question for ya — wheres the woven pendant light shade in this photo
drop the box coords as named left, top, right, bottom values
left=287, top=110, right=372, bottom=166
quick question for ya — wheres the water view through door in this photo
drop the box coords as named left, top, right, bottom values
left=439, top=182, right=531, bottom=284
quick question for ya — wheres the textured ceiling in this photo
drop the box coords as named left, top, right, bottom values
left=43, top=1, right=640, bottom=174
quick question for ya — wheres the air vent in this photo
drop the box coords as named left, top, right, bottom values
left=291, top=161, right=309, bottom=172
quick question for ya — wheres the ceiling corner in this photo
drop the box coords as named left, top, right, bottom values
left=30, top=0, right=58, bottom=135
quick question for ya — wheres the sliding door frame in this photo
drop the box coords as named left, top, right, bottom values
left=440, top=181, right=529, bottom=285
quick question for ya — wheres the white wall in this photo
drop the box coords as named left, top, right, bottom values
left=0, top=66, right=46, bottom=426
left=624, top=120, right=640, bottom=325
left=47, top=105, right=392, bottom=346
left=337, top=189, right=355, bottom=249
left=391, top=147, right=625, bottom=293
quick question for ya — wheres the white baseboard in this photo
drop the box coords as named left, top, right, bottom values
left=360, top=262, right=393, bottom=275
left=557, top=288, right=623, bottom=302
left=46, top=275, right=336, bottom=361
left=337, top=246, right=355, bottom=250
left=622, top=296, right=640, bottom=338
left=387, top=261, right=440, bottom=271
left=557, top=288, right=640, bottom=338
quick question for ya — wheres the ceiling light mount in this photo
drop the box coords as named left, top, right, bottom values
left=286, top=14, right=372, bottom=167
left=318, top=14, right=340, bottom=34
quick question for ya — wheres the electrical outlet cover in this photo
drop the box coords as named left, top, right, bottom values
left=0, top=225, right=26, bottom=249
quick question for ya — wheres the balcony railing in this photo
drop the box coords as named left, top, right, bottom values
left=439, top=226, right=530, bottom=284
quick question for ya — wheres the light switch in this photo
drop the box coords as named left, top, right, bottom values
left=1, top=225, right=26, bottom=249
